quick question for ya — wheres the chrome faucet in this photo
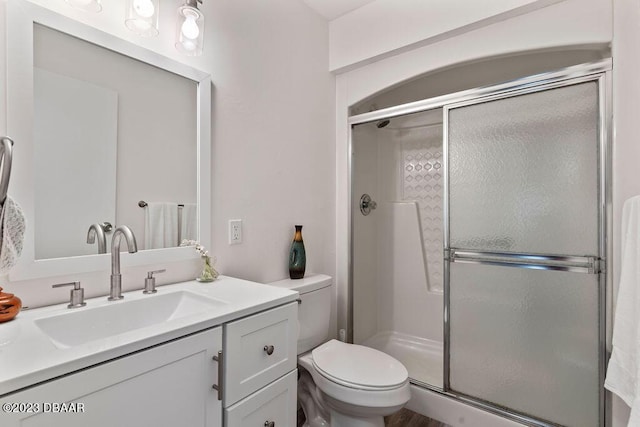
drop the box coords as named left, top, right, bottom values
left=86, top=223, right=107, bottom=254
left=109, top=225, right=138, bottom=301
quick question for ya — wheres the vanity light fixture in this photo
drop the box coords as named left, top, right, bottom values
left=175, top=0, right=204, bottom=56
left=65, top=0, right=102, bottom=13
left=125, top=0, right=160, bottom=37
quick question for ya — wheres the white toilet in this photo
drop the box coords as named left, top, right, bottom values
left=269, top=274, right=410, bottom=427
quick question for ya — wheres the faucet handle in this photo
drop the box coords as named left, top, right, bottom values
left=147, top=269, right=166, bottom=278
left=52, top=281, right=86, bottom=309
left=144, top=269, right=166, bottom=294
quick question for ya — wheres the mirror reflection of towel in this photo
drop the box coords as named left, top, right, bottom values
left=180, top=203, right=197, bottom=242
left=144, top=202, right=178, bottom=249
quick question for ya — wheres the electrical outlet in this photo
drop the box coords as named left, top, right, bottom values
left=229, top=219, right=242, bottom=245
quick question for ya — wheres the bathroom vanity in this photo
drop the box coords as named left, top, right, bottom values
left=0, top=277, right=298, bottom=426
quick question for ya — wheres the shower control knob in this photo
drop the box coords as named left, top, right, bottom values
left=360, top=194, right=377, bottom=216
left=263, top=345, right=275, bottom=355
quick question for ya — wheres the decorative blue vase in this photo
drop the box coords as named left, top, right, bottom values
left=289, top=225, right=306, bottom=279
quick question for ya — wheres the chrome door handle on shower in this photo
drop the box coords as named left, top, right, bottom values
left=360, top=194, right=377, bottom=216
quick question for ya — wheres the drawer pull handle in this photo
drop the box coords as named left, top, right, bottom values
left=264, top=421, right=275, bottom=427
left=263, top=345, right=275, bottom=355
left=212, top=350, right=223, bottom=401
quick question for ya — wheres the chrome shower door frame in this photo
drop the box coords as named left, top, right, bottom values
left=442, top=71, right=610, bottom=427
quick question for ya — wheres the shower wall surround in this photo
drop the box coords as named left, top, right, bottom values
left=400, top=125, right=443, bottom=293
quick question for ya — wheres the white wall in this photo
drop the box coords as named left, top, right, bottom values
left=208, top=1, right=335, bottom=286
left=0, top=0, right=335, bottom=309
left=329, top=0, right=566, bottom=72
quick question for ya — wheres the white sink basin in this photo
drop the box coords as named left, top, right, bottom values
left=34, top=291, right=227, bottom=348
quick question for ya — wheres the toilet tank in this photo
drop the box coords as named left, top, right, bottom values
left=268, top=274, right=332, bottom=354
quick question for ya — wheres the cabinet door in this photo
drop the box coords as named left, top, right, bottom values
left=225, top=370, right=297, bottom=427
left=224, top=302, right=297, bottom=405
left=0, top=327, right=222, bottom=427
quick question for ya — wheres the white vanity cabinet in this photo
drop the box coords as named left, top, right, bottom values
left=0, top=327, right=223, bottom=427
left=223, top=301, right=298, bottom=427
left=0, top=277, right=300, bottom=427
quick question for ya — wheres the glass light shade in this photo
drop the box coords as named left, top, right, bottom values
left=175, top=5, right=204, bottom=56
left=65, top=0, right=102, bottom=13
left=125, top=0, right=160, bottom=37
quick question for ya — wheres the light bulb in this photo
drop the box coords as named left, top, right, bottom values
left=125, top=0, right=159, bottom=36
left=181, top=15, right=200, bottom=40
left=133, top=0, right=155, bottom=18
left=181, top=40, right=197, bottom=52
left=175, top=4, right=203, bottom=55
left=65, top=0, right=102, bottom=12
left=132, top=20, right=152, bottom=31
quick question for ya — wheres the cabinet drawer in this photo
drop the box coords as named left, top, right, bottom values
left=225, top=369, right=297, bottom=427
left=224, top=302, right=297, bottom=405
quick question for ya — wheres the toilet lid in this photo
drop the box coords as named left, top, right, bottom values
left=311, top=340, right=408, bottom=390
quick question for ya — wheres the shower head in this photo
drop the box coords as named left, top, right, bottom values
left=376, top=119, right=390, bottom=128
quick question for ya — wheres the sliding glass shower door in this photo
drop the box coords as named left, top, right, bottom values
left=445, top=80, right=605, bottom=426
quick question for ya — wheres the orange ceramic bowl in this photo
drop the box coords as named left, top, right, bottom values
left=0, top=287, right=21, bottom=322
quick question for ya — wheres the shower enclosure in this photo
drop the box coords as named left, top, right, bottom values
left=349, top=60, right=610, bottom=427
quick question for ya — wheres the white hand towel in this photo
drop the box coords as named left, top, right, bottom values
left=606, top=195, right=640, bottom=425
left=144, top=202, right=178, bottom=249
left=0, top=196, right=25, bottom=275
left=180, top=203, right=197, bottom=243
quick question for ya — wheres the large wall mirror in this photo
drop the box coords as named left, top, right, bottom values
left=6, top=0, right=211, bottom=280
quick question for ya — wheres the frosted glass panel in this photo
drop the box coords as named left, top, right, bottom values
left=449, top=263, right=600, bottom=427
left=448, top=82, right=599, bottom=255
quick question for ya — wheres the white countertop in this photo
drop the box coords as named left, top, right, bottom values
left=0, top=276, right=297, bottom=396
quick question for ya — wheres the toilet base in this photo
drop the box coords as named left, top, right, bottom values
left=328, top=410, right=384, bottom=427
left=323, top=392, right=402, bottom=427
left=299, top=369, right=330, bottom=427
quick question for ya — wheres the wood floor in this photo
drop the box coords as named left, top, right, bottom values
left=298, top=408, right=450, bottom=427
left=385, top=408, right=451, bottom=427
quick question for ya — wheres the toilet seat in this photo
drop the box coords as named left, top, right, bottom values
left=311, top=340, right=408, bottom=391
left=298, top=349, right=411, bottom=410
